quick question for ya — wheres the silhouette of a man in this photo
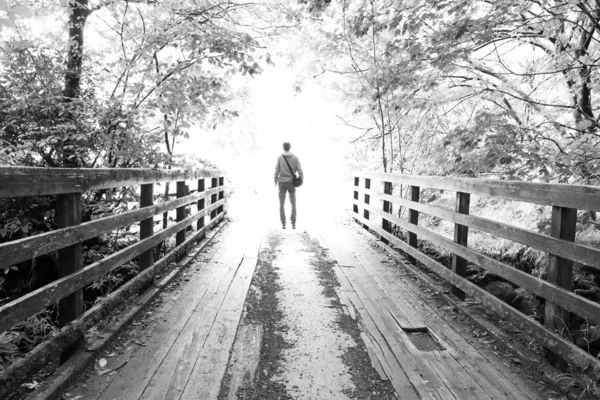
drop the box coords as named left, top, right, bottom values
left=274, top=142, right=303, bottom=229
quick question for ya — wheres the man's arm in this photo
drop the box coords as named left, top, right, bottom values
left=274, top=157, right=280, bottom=184
left=296, top=157, right=303, bottom=179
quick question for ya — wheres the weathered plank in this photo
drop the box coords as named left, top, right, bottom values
left=545, top=206, right=577, bottom=332
left=0, top=190, right=218, bottom=269
left=95, top=222, right=245, bottom=400
left=351, top=228, right=543, bottom=400
left=333, top=275, right=420, bottom=399
left=56, top=192, right=83, bottom=326
left=180, top=256, right=258, bottom=400
left=0, top=200, right=225, bottom=332
left=360, top=331, right=388, bottom=381
left=356, top=171, right=600, bottom=211
left=356, top=214, right=600, bottom=378
left=368, top=207, right=600, bottom=324
left=380, top=192, right=600, bottom=271
left=0, top=167, right=221, bottom=198
left=451, top=191, right=470, bottom=300
left=225, top=325, right=263, bottom=400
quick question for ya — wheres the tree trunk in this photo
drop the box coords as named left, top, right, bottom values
left=62, top=0, right=90, bottom=167
left=64, top=0, right=89, bottom=100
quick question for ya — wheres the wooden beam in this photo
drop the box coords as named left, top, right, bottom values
left=354, top=214, right=600, bottom=379
left=0, top=200, right=225, bottom=332
left=381, top=181, right=393, bottom=245
left=0, top=167, right=221, bottom=198
left=56, top=193, right=83, bottom=326
left=0, top=191, right=212, bottom=269
left=407, top=185, right=420, bottom=264
left=365, top=207, right=600, bottom=324
left=545, top=206, right=577, bottom=331
left=139, top=184, right=154, bottom=271
left=355, top=171, right=600, bottom=212
left=176, top=181, right=186, bottom=246
left=379, top=192, right=600, bottom=271
left=452, top=192, right=470, bottom=300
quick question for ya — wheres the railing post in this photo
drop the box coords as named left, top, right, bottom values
left=407, top=186, right=420, bottom=263
left=451, top=191, right=470, bottom=300
left=197, top=178, right=205, bottom=232
left=545, top=206, right=576, bottom=332
left=210, top=177, right=218, bottom=220
left=353, top=177, right=359, bottom=215
left=176, top=180, right=186, bottom=246
left=139, top=183, right=154, bottom=271
left=363, top=178, right=371, bottom=230
left=56, top=193, right=83, bottom=326
left=382, top=181, right=393, bottom=244
left=218, top=176, right=225, bottom=215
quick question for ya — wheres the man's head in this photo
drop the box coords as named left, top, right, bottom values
left=283, top=142, right=291, bottom=152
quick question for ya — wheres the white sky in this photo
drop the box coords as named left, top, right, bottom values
left=182, top=62, right=355, bottom=227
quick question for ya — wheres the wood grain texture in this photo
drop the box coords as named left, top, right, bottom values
left=355, top=171, right=600, bottom=211
left=367, top=207, right=600, bottom=324
left=225, top=325, right=263, bottom=400
left=355, top=214, right=600, bottom=377
left=0, top=190, right=217, bottom=269
left=379, top=192, right=600, bottom=271
left=0, top=200, right=225, bottom=332
left=0, top=167, right=221, bottom=198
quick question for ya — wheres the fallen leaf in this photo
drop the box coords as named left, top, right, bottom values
left=21, top=380, right=39, bottom=390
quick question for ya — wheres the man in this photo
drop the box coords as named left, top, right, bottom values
left=274, top=142, right=303, bottom=229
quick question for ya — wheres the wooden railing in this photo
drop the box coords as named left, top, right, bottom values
left=0, top=167, right=226, bottom=334
left=352, top=171, right=600, bottom=375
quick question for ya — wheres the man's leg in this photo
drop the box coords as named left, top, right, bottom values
left=289, top=186, right=297, bottom=226
left=278, top=184, right=287, bottom=227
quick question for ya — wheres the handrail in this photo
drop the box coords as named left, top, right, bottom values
left=0, top=167, right=227, bottom=333
left=352, top=171, right=600, bottom=376
left=0, top=167, right=221, bottom=198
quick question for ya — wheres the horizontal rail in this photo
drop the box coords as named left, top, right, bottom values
left=0, top=199, right=225, bottom=332
left=365, top=205, right=600, bottom=324
left=0, top=167, right=221, bottom=198
left=0, top=187, right=221, bottom=268
left=378, top=193, right=600, bottom=271
left=357, top=214, right=600, bottom=373
left=352, top=171, right=600, bottom=374
left=355, top=171, right=600, bottom=211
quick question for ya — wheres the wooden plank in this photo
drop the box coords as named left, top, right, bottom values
left=340, top=231, right=493, bottom=398
left=356, top=215, right=600, bottom=376
left=545, top=206, right=577, bottom=331
left=139, top=183, right=154, bottom=271
left=225, top=325, right=263, bottom=400
left=176, top=181, right=187, bottom=246
left=352, top=228, right=544, bottom=400
left=0, top=167, right=221, bottom=198
left=380, top=192, right=600, bottom=271
left=0, top=190, right=213, bottom=269
left=407, top=185, right=420, bottom=263
left=180, top=256, right=258, bottom=400
left=360, top=331, right=389, bottom=381
left=367, top=207, right=600, bottom=324
left=340, top=289, right=420, bottom=399
left=318, top=230, right=357, bottom=267
left=96, top=223, right=247, bottom=400
left=0, top=200, right=225, bottom=332
left=356, top=171, right=600, bottom=211
left=452, top=192, right=470, bottom=300
left=56, top=192, right=83, bottom=326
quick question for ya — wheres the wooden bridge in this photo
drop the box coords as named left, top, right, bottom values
left=0, top=167, right=599, bottom=399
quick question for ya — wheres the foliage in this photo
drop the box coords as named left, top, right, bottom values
left=303, top=0, right=600, bottom=184
left=0, top=0, right=265, bottom=169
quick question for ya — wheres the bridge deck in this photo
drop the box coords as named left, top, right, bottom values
left=59, top=220, right=544, bottom=400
